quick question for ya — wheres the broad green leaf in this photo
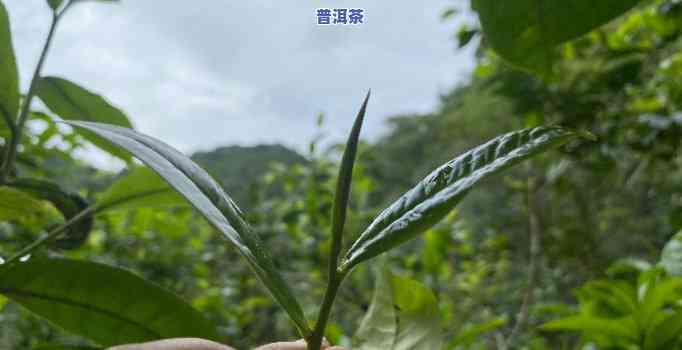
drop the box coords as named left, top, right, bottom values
left=9, top=178, right=93, bottom=249
left=472, top=0, right=641, bottom=72
left=65, top=121, right=311, bottom=335
left=0, top=2, right=19, bottom=129
left=391, top=274, right=443, bottom=350
left=660, top=231, right=682, bottom=276
left=354, top=268, right=443, bottom=350
left=355, top=267, right=396, bottom=350
left=542, top=315, right=638, bottom=341
left=0, top=186, right=61, bottom=230
left=330, top=91, right=370, bottom=269
left=343, top=127, right=580, bottom=270
left=35, top=77, right=133, bottom=161
left=0, top=258, right=219, bottom=347
left=97, top=166, right=187, bottom=212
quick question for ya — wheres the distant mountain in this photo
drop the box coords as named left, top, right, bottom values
left=191, top=144, right=307, bottom=208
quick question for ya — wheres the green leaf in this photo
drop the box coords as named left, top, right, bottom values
left=660, top=231, right=682, bottom=276
left=456, top=26, right=478, bottom=48
left=9, top=178, right=93, bottom=249
left=542, top=315, right=638, bottom=341
left=97, top=166, right=187, bottom=212
left=355, top=268, right=443, bottom=350
left=330, top=91, right=370, bottom=270
left=472, top=0, right=641, bottom=72
left=342, top=127, right=579, bottom=270
left=65, top=121, right=311, bottom=335
left=644, top=310, right=682, bottom=350
left=0, top=2, right=19, bottom=129
left=35, top=77, right=133, bottom=161
left=355, top=267, right=396, bottom=350
left=0, top=186, right=61, bottom=230
left=46, top=0, right=65, bottom=10
left=0, top=258, right=219, bottom=347
left=637, top=277, right=682, bottom=331
left=450, top=318, right=507, bottom=347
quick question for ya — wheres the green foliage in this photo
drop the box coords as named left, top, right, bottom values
left=96, top=166, right=186, bottom=212
left=66, top=120, right=311, bottom=336
left=35, top=77, right=133, bottom=161
left=9, top=178, right=93, bottom=249
left=354, top=268, right=443, bottom=350
left=0, top=186, right=61, bottom=230
left=0, top=258, right=219, bottom=347
left=0, top=2, right=18, bottom=130
left=543, top=266, right=682, bottom=349
left=343, top=127, right=581, bottom=270
left=5, top=0, right=682, bottom=348
left=192, top=145, right=307, bottom=208
left=330, top=91, right=370, bottom=273
left=472, top=0, right=642, bottom=72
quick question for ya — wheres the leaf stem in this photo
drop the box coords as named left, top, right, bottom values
left=3, top=206, right=94, bottom=266
left=307, top=269, right=347, bottom=350
left=0, top=8, right=63, bottom=183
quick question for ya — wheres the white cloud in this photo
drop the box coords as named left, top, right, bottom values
left=5, top=0, right=476, bottom=167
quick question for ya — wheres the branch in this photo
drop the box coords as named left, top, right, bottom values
left=3, top=206, right=94, bottom=266
left=506, top=177, right=544, bottom=346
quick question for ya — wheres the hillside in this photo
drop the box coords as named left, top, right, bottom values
left=191, top=144, right=307, bottom=207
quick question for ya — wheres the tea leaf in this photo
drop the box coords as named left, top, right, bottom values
left=0, top=2, right=19, bottom=129
left=343, top=127, right=580, bottom=270
left=9, top=178, right=93, bottom=249
left=355, top=268, right=443, bottom=350
left=97, top=166, right=187, bottom=212
left=66, top=121, right=311, bottom=335
left=330, top=91, right=370, bottom=272
left=35, top=77, right=133, bottom=161
left=0, top=258, right=219, bottom=346
left=472, top=0, right=641, bottom=72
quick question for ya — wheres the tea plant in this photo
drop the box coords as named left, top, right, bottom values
left=0, top=0, right=642, bottom=349
left=543, top=232, right=682, bottom=349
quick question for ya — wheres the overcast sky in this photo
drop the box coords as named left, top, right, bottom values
left=6, top=1, right=476, bottom=167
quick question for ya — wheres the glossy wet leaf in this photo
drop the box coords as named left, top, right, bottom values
left=35, top=77, right=133, bottom=161
left=66, top=120, right=311, bottom=335
left=343, top=127, right=580, bottom=270
left=354, top=268, right=443, bottom=350
left=97, top=166, right=187, bottom=212
left=472, top=0, right=641, bottom=72
left=0, top=2, right=19, bottom=129
left=0, top=258, right=219, bottom=347
left=10, top=178, right=93, bottom=249
left=330, top=91, right=370, bottom=269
